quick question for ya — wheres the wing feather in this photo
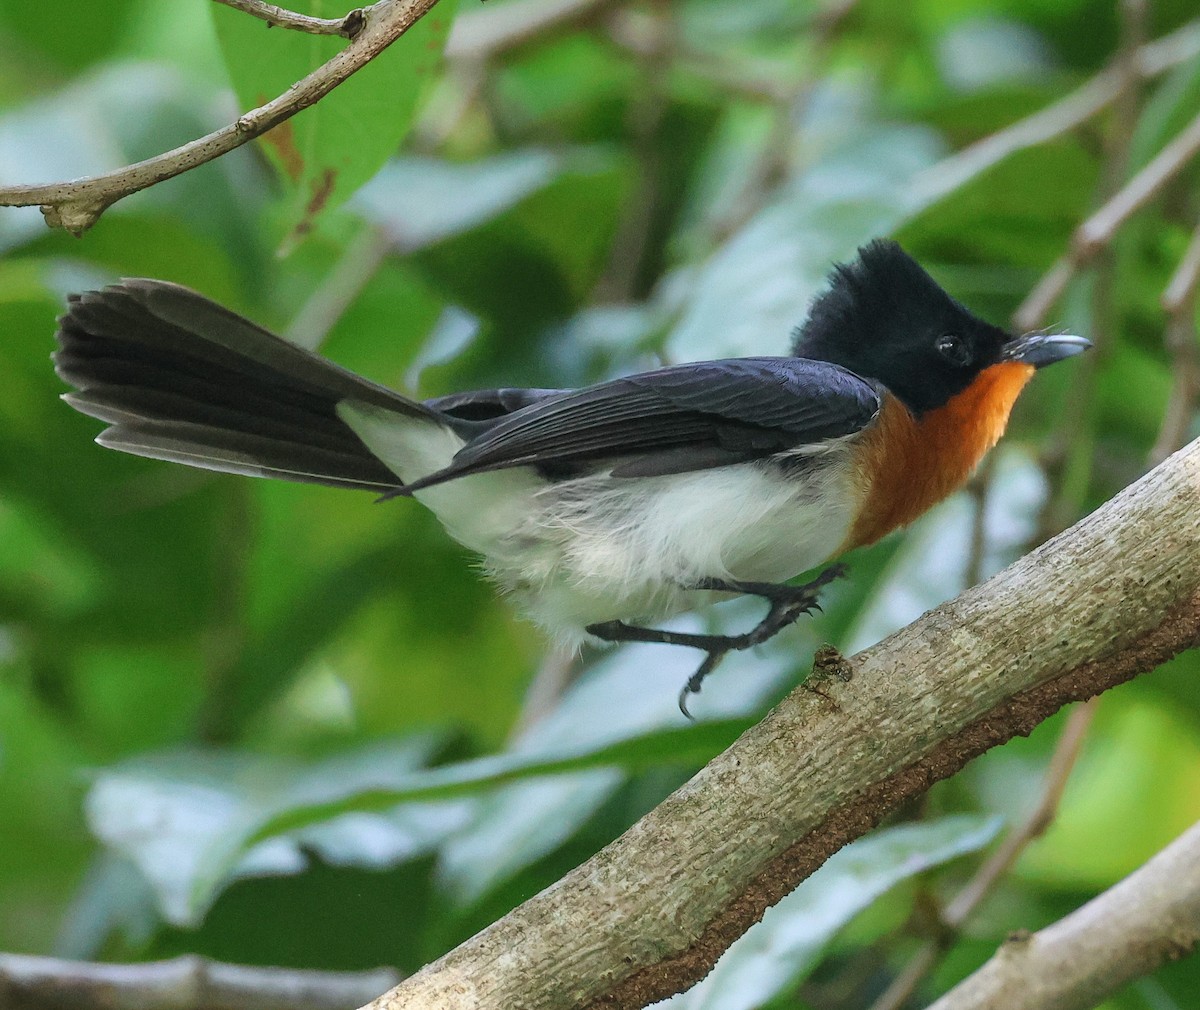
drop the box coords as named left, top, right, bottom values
left=408, top=357, right=880, bottom=488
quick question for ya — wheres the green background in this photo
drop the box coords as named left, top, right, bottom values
left=1, top=0, right=1198, bottom=1006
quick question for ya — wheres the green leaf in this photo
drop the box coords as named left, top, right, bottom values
left=0, top=0, right=139, bottom=74
left=85, top=735, right=448, bottom=926
left=85, top=623, right=799, bottom=927
left=0, top=678, right=94, bottom=952
left=658, top=815, right=1004, bottom=1009
left=87, top=717, right=751, bottom=926
left=1012, top=700, right=1200, bottom=889
left=55, top=853, right=160, bottom=960
left=1127, top=47, right=1200, bottom=175
left=667, top=122, right=943, bottom=362
left=222, top=546, right=414, bottom=737
left=210, top=0, right=459, bottom=241
left=0, top=62, right=232, bottom=252
left=904, top=141, right=1098, bottom=269
left=257, top=719, right=753, bottom=838
left=352, top=149, right=571, bottom=251
left=435, top=622, right=798, bottom=903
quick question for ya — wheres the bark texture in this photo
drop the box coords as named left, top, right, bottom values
left=365, top=438, right=1200, bottom=1010
left=926, top=819, right=1200, bottom=1010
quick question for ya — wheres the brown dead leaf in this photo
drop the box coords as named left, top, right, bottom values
left=256, top=93, right=305, bottom=182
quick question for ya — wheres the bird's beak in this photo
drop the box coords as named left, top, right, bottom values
left=1002, top=333, right=1092, bottom=369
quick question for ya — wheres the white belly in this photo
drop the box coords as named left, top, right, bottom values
left=473, top=456, right=860, bottom=643
left=339, top=399, right=860, bottom=643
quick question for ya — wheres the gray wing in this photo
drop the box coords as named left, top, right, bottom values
left=407, top=357, right=881, bottom=489
left=424, top=387, right=568, bottom=421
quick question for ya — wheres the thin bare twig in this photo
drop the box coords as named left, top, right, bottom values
left=510, top=643, right=579, bottom=739
left=1015, top=106, right=1200, bottom=332
left=591, top=0, right=672, bottom=303
left=700, top=0, right=862, bottom=244
left=948, top=702, right=1097, bottom=922
left=1077, top=116, right=1200, bottom=255
left=409, top=61, right=487, bottom=149
left=285, top=225, right=394, bottom=351
left=446, top=0, right=616, bottom=62
left=606, top=7, right=789, bottom=103
left=1164, top=222, right=1200, bottom=314
left=0, top=0, right=443, bottom=234
left=213, top=0, right=367, bottom=38
left=913, top=19, right=1200, bottom=209
left=0, top=951, right=399, bottom=1010
left=867, top=701, right=1098, bottom=1010
left=962, top=452, right=998, bottom=589
left=1028, top=0, right=1147, bottom=542
left=1150, top=221, right=1200, bottom=466
left=873, top=15, right=1149, bottom=1001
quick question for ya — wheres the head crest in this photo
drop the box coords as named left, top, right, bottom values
left=792, top=240, right=961, bottom=359
left=791, top=240, right=1015, bottom=414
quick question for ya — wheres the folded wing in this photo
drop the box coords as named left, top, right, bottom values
left=407, top=357, right=881, bottom=489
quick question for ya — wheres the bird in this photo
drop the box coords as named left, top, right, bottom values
left=53, top=239, right=1090, bottom=713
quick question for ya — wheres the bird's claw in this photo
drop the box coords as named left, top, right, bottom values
left=679, top=649, right=728, bottom=719
left=590, top=565, right=847, bottom=717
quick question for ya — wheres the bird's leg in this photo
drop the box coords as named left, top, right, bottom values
left=586, top=563, right=846, bottom=717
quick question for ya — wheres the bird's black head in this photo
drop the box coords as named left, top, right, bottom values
left=792, top=240, right=1088, bottom=414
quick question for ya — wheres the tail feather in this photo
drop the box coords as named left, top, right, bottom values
left=54, top=280, right=435, bottom=492
left=97, top=421, right=402, bottom=488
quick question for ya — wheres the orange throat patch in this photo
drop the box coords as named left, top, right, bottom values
left=842, top=361, right=1036, bottom=551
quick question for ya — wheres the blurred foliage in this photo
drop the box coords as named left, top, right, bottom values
left=1, top=0, right=1199, bottom=1007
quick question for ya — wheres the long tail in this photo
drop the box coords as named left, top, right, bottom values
left=54, top=280, right=440, bottom=492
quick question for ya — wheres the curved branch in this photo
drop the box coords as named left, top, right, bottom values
left=0, top=952, right=398, bottom=1010
left=927, top=818, right=1200, bottom=1010
left=213, top=0, right=367, bottom=37
left=0, top=0, right=443, bottom=234
left=363, top=437, right=1200, bottom=1010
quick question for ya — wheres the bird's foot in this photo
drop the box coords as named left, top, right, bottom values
left=586, top=564, right=847, bottom=718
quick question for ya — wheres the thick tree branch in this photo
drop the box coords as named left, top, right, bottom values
left=0, top=952, right=399, bottom=1010
left=926, top=818, right=1200, bottom=1010
left=0, top=0, right=442, bottom=234
left=212, top=0, right=367, bottom=37
left=360, top=439, right=1200, bottom=1009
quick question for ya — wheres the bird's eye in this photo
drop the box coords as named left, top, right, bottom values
left=935, top=333, right=971, bottom=366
